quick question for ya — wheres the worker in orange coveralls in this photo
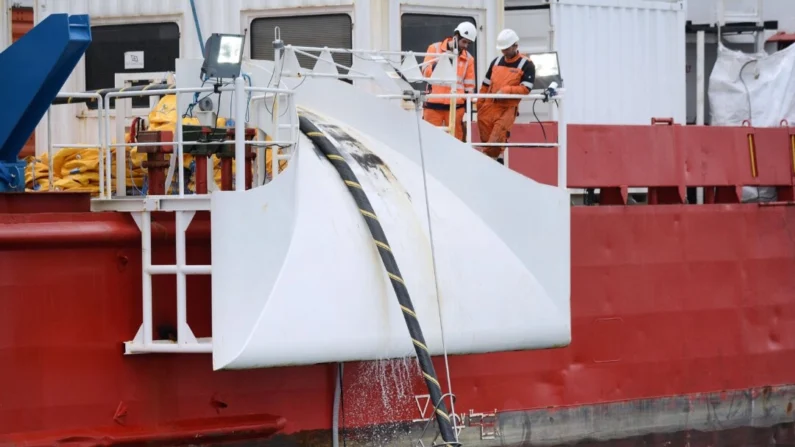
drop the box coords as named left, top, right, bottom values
left=421, top=22, right=477, bottom=142
left=477, top=29, right=535, bottom=163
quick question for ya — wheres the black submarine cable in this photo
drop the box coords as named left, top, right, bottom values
left=298, top=115, right=459, bottom=446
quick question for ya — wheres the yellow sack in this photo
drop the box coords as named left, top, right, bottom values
left=62, top=157, right=100, bottom=176
left=52, top=176, right=98, bottom=194
left=52, top=148, right=101, bottom=177
left=51, top=148, right=99, bottom=179
left=148, top=94, right=225, bottom=131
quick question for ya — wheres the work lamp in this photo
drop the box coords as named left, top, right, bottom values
left=527, top=51, right=563, bottom=91
left=201, top=33, right=245, bottom=80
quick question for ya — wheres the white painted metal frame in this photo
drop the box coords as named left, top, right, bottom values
left=88, top=83, right=297, bottom=355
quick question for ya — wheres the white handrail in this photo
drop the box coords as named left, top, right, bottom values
left=103, top=87, right=214, bottom=198
left=94, top=85, right=297, bottom=198
left=379, top=90, right=567, bottom=188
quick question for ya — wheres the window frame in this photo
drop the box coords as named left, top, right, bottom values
left=243, top=6, right=355, bottom=61
left=393, top=5, right=485, bottom=85
left=81, top=17, right=183, bottom=119
left=248, top=12, right=354, bottom=75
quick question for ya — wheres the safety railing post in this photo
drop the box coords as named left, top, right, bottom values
left=103, top=95, right=114, bottom=197
left=175, top=210, right=196, bottom=345
left=98, top=97, right=108, bottom=199
left=141, top=211, right=153, bottom=346
left=47, top=107, right=53, bottom=188
left=100, top=94, right=110, bottom=199
left=176, top=91, right=185, bottom=196
left=558, top=99, right=567, bottom=189
left=466, top=98, right=472, bottom=145
left=115, top=98, right=126, bottom=197
left=235, top=77, right=246, bottom=191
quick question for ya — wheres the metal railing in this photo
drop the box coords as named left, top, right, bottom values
left=92, top=80, right=297, bottom=202
left=273, top=42, right=566, bottom=188
left=379, top=90, right=567, bottom=189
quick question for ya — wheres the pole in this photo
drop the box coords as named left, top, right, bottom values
left=696, top=30, right=705, bottom=126
left=558, top=99, right=567, bottom=189
left=234, top=76, right=246, bottom=191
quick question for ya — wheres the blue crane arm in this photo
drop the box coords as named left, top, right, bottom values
left=0, top=13, right=91, bottom=191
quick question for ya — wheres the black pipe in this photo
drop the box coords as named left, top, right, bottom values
left=51, top=83, right=174, bottom=105
left=298, top=115, right=458, bottom=446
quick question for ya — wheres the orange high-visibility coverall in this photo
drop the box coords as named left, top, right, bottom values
left=476, top=54, right=535, bottom=159
left=421, top=38, right=476, bottom=142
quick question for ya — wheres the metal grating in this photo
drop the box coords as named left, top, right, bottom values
left=251, top=14, right=353, bottom=74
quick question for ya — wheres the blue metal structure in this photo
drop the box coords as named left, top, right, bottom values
left=0, top=13, right=91, bottom=192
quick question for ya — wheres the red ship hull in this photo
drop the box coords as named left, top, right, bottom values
left=2, top=122, right=795, bottom=446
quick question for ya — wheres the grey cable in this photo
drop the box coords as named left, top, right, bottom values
left=412, top=97, right=458, bottom=440
left=332, top=362, right=343, bottom=447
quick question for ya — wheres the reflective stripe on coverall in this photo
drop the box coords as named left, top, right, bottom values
left=477, top=54, right=535, bottom=159
left=422, top=38, right=476, bottom=142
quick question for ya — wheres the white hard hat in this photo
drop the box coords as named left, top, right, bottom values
left=454, top=22, right=477, bottom=43
left=496, top=28, right=519, bottom=50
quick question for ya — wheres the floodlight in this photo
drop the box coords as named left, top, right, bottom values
left=201, top=33, right=245, bottom=80
left=527, top=51, right=563, bottom=91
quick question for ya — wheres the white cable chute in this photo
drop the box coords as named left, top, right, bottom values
left=209, top=60, right=571, bottom=370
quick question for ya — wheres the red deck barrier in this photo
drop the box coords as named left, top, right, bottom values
left=483, top=121, right=795, bottom=205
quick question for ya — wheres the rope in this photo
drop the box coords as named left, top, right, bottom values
left=298, top=115, right=459, bottom=447
left=412, top=103, right=458, bottom=438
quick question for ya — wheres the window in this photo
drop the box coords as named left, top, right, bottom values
left=84, top=23, right=180, bottom=109
left=401, top=14, right=478, bottom=90
left=251, top=14, right=353, bottom=77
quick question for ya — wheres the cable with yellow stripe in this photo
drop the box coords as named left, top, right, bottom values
left=299, top=115, right=459, bottom=446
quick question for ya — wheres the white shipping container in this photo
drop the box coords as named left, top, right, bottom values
left=506, top=0, right=687, bottom=125
left=0, top=0, right=7, bottom=51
